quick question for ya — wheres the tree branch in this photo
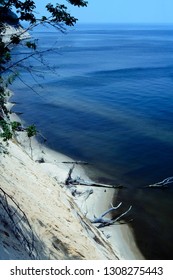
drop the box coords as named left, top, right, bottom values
left=90, top=204, right=132, bottom=229
left=148, top=177, right=173, bottom=188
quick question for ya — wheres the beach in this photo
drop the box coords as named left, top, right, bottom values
left=0, top=21, right=145, bottom=260
left=0, top=97, right=144, bottom=260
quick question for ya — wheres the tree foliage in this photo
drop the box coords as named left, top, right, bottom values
left=0, top=0, right=88, bottom=142
left=0, top=0, right=87, bottom=25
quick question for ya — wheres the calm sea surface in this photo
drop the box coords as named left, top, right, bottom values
left=11, top=24, right=173, bottom=259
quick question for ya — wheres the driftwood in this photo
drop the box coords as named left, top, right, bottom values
left=65, top=164, right=75, bottom=186
left=62, top=161, right=88, bottom=165
left=65, top=164, right=131, bottom=229
left=65, top=165, right=94, bottom=199
left=71, top=187, right=93, bottom=198
left=65, top=165, right=123, bottom=189
left=147, top=177, right=173, bottom=188
left=35, top=157, right=45, bottom=163
left=72, top=178, right=123, bottom=189
left=76, top=179, right=124, bottom=189
left=90, top=203, right=132, bottom=228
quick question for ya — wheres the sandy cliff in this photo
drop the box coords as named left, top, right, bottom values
left=0, top=19, right=144, bottom=261
left=0, top=20, right=118, bottom=260
left=0, top=96, right=144, bottom=260
left=0, top=138, right=120, bottom=260
left=0, top=122, right=144, bottom=260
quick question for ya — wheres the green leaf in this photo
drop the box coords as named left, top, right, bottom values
left=11, top=121, right=21, bottom=131
left=25, top=41, right=37, bottom=50
left=26, top=124, right=37, bottom=138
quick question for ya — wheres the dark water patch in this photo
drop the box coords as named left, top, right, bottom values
left=114, top=186, right=173, bottom=259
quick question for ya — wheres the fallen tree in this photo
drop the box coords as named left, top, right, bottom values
left=64, top=164, right=132, bottom=229
left=90, top=203, right=132, bottom=229
left=65, top=164, right=124, bottom=189
left=147, top=177, right=173, bottom=188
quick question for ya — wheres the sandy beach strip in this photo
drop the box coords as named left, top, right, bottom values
left=0, top=94, right=144, bottom=260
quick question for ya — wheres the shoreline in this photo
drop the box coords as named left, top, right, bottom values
left=4, top=95, right=144, bottom=260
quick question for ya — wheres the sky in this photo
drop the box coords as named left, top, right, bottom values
left=34, top=0, right=173, bottom=24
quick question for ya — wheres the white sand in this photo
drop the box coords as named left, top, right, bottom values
left=0, top=106, right=144, bottom=259
left=0, top=22, right=144, bottom=260
left=0, top=86, right=144, bottom=260
left=0, top=139, right=119, bottom=260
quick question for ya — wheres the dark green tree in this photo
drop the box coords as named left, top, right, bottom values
left=0, top=0, right=88, bottom=142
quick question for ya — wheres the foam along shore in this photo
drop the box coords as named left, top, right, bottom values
left=0, top=102, right=144, bottom=259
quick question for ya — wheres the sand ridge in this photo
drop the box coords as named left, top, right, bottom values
left=0, top=125, right=144, bottom=260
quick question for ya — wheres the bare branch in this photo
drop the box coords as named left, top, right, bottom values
left=10, top=69, right=41, bottom=95
left=100, top=202, right=122, bottom=218
left=65, top=164, right=75, bottom=186
left=148, top=176, right=173, bottom=188
left=62, top=161, right=88, bottom=165
left=90, top=204, right=132, bottom=229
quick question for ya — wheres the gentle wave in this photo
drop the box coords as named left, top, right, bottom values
left=90, top=65, right=173, bottom=79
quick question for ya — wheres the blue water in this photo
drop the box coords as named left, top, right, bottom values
left=11, top=24, right=173, bottom=259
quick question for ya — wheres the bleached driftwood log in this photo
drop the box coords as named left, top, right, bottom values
left=90, top=203, right=132, bottom=229
left=148, top=177, right=173, bottom=188
left=75, top=178, right=124, bottom=189
left=62, top=161, right=88, bottom=165
left=65, top=164, right=94, bottom=199
left=65, top=165, right=132, bottom=229
left=71, top=187, right=93, bottom=198
left=65, top=164, right=123, bottom=189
